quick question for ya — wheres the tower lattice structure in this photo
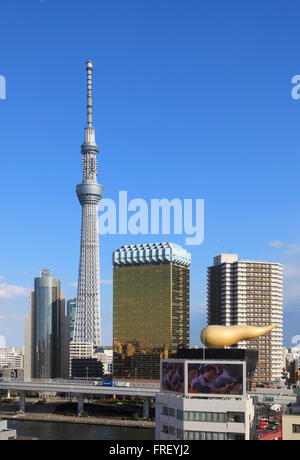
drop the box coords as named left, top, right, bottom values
left=73, top=61, right=103, bottom=347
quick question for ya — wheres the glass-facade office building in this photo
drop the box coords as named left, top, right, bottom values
left=24, top=269, right=70, bottom=380
left=67, top=298, right=77, bottom=342
left=113, top=243, right=191, bottom=381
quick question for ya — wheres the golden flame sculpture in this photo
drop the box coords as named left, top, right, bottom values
left=200, top=324, right=277, bottom=348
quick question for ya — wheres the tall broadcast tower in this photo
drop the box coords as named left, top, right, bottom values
left=73, top=61, right=103, bottom=347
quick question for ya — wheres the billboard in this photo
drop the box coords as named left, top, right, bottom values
left=187, top=362, right=244, bottom=396
left=161, top=361, right=185, bottom=394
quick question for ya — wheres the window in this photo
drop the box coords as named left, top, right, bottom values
left=177, top=428, right=184, bottom=440
left=181, top=410, right=228, bottom=423
left=184, top=411, right=190, bottom=421
left=212, top=413, right=219, bottom=423
left=199, top=412, right=207, bottom=422
left=169, top=426, right=175, bottom=436
left=227, top=412, right=245, bottom=423
left=183, top=431, right=228, bottom=441
left=228, top=433, right=245, bottom=441
left=162, top=406, right=168, bottom=416
left=168, top=408, right=175, bottom=418
left=192, top=412, right=201, bottom=421
left=177, top=409, right=183, bottom=420
left=218, top=413, right=227, bottom=423
left=292, top=425, right=300, bottom=434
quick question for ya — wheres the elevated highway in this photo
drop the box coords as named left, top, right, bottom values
left=0, top=380, right=297, bottom=417
left=0, top=380, right=159, bottom=398
left=0, top=379, right=159, bottom=417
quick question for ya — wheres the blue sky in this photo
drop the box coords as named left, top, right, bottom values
left=0, top=0, right=300, bottom=348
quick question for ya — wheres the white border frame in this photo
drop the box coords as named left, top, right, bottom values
left=160, top=359, right=186, bottom=395
left=161, top=359, right=246, bottom=398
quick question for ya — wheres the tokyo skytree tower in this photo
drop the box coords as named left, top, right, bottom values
left=73, top=61, right=103, bottom=347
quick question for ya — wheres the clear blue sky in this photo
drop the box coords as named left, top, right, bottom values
left=0, top=0, right=300, bottom=348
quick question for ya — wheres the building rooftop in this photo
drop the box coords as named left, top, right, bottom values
left=113, top=242, right=191, bottom=267
left=212, top=254, right=282, bottom=267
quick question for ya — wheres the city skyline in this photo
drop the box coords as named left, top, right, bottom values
left=1, top=0, right=300, bottom=348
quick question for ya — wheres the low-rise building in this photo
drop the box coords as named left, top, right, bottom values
left=156, top=393, right=256, bottom=440
left=156, top=350, right=258, bottom=441
left=69, top=342, right=93, bottom=376
left=282, top=391, right=300, bottom=440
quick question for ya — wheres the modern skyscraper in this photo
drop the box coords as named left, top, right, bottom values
left=73, top=61, right=103, bottom=348
left=113, top=243, right=191, bottom=381
left=207, top=254, right=283, bottom=386
left=67, top=298, right=76, bottom=342
left=24, top=269, right=70, bottom=380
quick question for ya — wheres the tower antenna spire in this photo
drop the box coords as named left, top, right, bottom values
left=86, top=61, right=94, bottom=128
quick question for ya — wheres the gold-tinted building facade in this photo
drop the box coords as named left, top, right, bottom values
left=113, top=243, right=191, bottom=381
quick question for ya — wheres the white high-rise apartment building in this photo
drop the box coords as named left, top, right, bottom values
left=207, top=254, right=283, bottom=386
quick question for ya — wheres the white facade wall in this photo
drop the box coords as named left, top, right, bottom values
left=70, top=342, right=93, bottom=359
left=156, top=393, right=256, bottom=441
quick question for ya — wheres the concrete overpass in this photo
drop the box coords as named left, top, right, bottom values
left=0, top=380, right=297, bottom=418
left=0, top=380, right=159, bottom=418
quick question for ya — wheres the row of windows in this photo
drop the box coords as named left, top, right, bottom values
left=162, top=407, right=245, bottom=424
left=162, top=427, right=245, bottom=441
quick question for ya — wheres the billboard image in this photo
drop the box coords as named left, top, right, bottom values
left=188, top=362, right=244, bottom=396
left=161, top=361, right=184, bottom=393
